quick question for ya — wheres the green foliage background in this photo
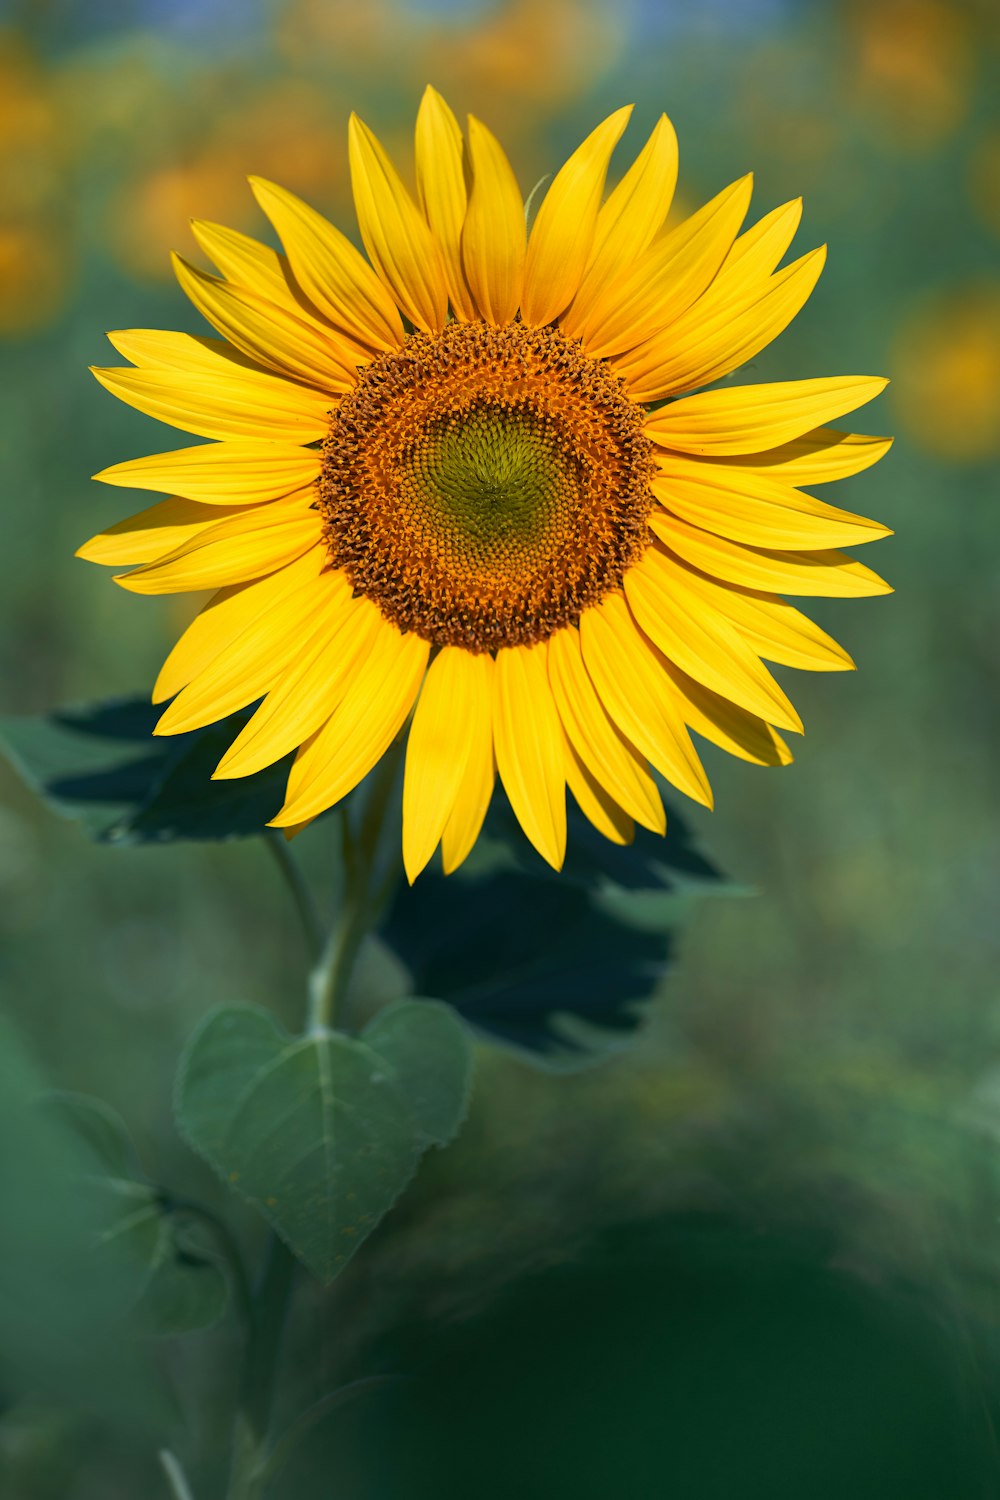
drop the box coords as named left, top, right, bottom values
left=1, top=0, right=999, bottom=1493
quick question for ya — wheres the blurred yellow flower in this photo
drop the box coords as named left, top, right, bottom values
left=892, top=284, right=1000, bottom=461
left=82, top=90, right=891, bottom=877
left=846, top=0, right=973, bottom=149
left=0, top=32, right=75, bottom=332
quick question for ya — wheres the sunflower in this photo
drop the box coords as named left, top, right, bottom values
left=82, top=88, right=892, bottom=880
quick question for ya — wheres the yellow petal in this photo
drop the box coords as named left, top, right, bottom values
left=521, top=106, right=632, bottom=328
left=650, top=467, right=890, bottom=550
left=662, top=660, right=793, bottom=766
left=461, top=114, right=525, bottom=326
left=649, top=513, right=892, bottom=597
left=213, top=587, right=383, bottom=779
left=656, top=557, right=855, bottom=672
left=92, top=441, right=321, bottom=504
left=249, top=176, right=404, bottom=352
left=114, top=492, right=320, bottom=595
left=620, top=245, right=827, bottom=400
left=546, top=627, right=664, bottom=833
left=563, top=732, right=634, bottom=845
left=706, top=428, right=893, bottom=485
left=402, top=647, right=494, bottom=883
left=156, top=553, right=336, bottom=733
left=493, top=644, right=567, bottom=870
left=348, top=114, right=449, bottom=333
left=91, top=364, right=332, bottom=443
left=440, top=714, right=496, bottom=877
left=77, top=495, right=252, bottom=566
left=579, top=594, right=712, bottom=808
left=415, top=86, right=476, bottom=321
left=152, top=545, right=327, bottom=705
left=189, top=220, right=302, bottom=308
left=271, top=623, right=430, bottom=826
left=624, top=553, right=803, bottom=732
left=106, top=328, right=266, bottom=375
left=575, top=175, right=752, bottom=357
left=717, top=197, right=802, bottom=284
left=644, top=376, right=889, bottom=455
left=172, top=254, right=359, bottom=393
left=564, top=113, right=679, bottom=336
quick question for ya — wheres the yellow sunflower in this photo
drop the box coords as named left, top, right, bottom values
left=81, top=88, right=892, bottom=880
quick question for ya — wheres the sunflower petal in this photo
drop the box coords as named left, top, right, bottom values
left=441, top=711, right=496, bottom=877
left=214, top=587, right=383, bottom=779
left=625, top=555, right=803, bottom=732
left=521, top=106, right=632, bottom=328
left=626, top=245, right=828, bottom=400
left=77, top=495, right=252, bottom=566
left=348, top=114, right=449, bottom=333
left=462, top=114, right=525, bottom=326
left=649, top=513, right=892, bottom=597
left=564, top=113, right=678, bottom=334
left=415, top=86, right=476, bottom=321
left=172, top=254, right=359, bottom=392
left=114, top=492, right=320, bottom=595
left=706, top=428, right=893, bottom=485
left=718, top=197, right=802, bottom=283
left=494, top=644, right=567, bottom=870
left=651, top=467, right=890, bottom=550
left=156, top=553, right=336, bottom=733
left=663, top=660, right=793, bottom=766
left=546, top=628, right=665, bottom=833
left=91, top=365, right=332, bottom=443
left=645, top=376, right=889, bottom=455
left=576, top=174, right=752, bottom=356
left=92, top=441, right=321, bottom=504
left=654, top=557, right=855, bottom=672
left=271, top=623, right=430, bottom=826
left=563, top=733, right=634, bottom=845
left=106, top=328, right=264, bottom=375
left=403, top=647, right=494, bottom=883
left=189, top=220, right=306, bottom=310
left=152, top=546, right=327, bottom=705
left=249, top=176, right=405, bottom=351
left=580, top=594, right=712, bottom=808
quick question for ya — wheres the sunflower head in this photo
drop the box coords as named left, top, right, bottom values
left=82, top=86, right=892, bottom=881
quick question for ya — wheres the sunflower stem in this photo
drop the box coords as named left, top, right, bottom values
left=226, top=1234, right=298, bottom=1500
left=264, top=831, right=325, bottom=963
left=307, top=741, right=404, bottom=1034
left=228, top=743, right=406, bottom=1498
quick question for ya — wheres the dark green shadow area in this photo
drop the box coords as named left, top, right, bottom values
left=286, top=1216, right=1000, bottom=1500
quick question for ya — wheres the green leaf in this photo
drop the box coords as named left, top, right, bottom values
left=42, top=1091, right=228, bottom=1335
left=381, top=795, right=726, bottom=1066
left=0, top=696, right=292, bottom=844
left=364, top=1000, right=473, bottom=1147
left=0, top=1021, right=172, bottom=1432
left=175, top=1002, right=473, bottom=1283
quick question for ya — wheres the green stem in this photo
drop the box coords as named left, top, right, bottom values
left=226, top=1235, right=298, bottom=1500
left=227, top=744, right=405, bottom=1496
left=307, top=743, right=404, bottom=1034
left=264, top=832, right=324, bottom=963
left=159, top=1449, right=197, bottom=1500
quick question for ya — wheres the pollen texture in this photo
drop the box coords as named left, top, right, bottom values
left=318, top=321, right=656, bottom=652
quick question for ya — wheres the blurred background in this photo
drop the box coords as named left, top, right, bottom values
left=2, top=0, right=1000, bottom=1494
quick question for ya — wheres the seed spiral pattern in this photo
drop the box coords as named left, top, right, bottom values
left=318, top=321, right=656, bottom=653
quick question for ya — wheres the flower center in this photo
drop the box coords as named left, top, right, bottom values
left=318, top=321, right=654, bottom=653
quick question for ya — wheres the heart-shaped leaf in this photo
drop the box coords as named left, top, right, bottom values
left=175, top=1001, right=472, bottom=1283
left=43, top=1091, right=228, bottom=1335
left=0, top=696, right=292, bottom=843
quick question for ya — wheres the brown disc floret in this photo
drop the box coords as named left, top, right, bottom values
left=318, top=320, right=655, bottom=654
